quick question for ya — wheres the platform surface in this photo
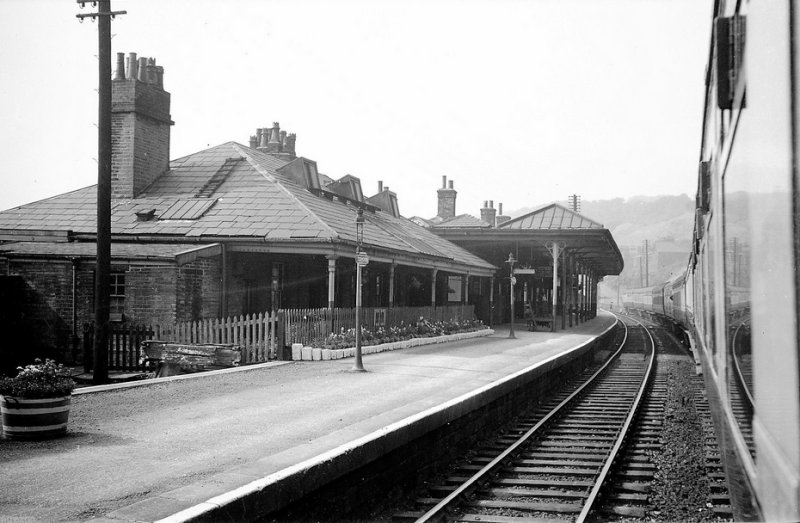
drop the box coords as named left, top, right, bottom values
left=0, top=313, right=616, bottom=522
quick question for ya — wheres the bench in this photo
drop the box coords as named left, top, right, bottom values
left=527, top=316, right=554, bottom=331
left=140, top=341, right=241, bottom=377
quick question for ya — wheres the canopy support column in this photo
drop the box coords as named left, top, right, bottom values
left=430, top=268, right=438, bottom=308
left=567, top=254, right=574, bottom=328
left=489, top=276, right=495, bottom=326
left=577, top=261, right=584, bottom=323
left=546, top=241, right=565, bottom=332
left=388, top=263, right=396, bottom=307
left=326, top=256, right=337, bottom=309
left=561, top=247, right=567, bottom=330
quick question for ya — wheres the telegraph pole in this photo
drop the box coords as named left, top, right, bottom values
left=76, top=1, right=126, bottom=384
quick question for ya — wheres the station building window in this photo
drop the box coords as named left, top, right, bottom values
left=109, top=272, right=125, bottom=322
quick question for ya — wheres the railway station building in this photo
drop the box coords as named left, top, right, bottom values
left=0, top=52, right=622, bottom=366
left=0, top=54, right=494, bottom=365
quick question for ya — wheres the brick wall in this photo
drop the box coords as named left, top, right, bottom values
left=176, top=257, right=221, bottom=322
left=125, top=264, right=177, bottom=326
left=437, top=187, right=457, bottom=219
left=0, top=260, right=82, bottom=366
left=0, top=256, right=220, bottom=364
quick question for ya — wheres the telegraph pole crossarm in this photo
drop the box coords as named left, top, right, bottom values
left=76, top=0, right=126, bottom=20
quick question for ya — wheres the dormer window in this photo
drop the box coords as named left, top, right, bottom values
left=326, top=175, right=364, bottom=202
left=276, top=157, right=321, bottom=191
left=304, top=160, right=320, bottom=190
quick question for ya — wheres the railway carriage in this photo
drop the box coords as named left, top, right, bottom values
left=622, top=3, right=800, bottom=520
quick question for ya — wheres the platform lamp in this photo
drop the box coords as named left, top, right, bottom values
left=352, top=208, right=367, bottom=372
left=506, top=253, right=517, bottom=338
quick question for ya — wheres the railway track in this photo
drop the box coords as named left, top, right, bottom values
left=395, top=315, right=655, bottom=523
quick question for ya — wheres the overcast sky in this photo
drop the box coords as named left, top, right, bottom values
left=0, top=0, right=712, bottom=220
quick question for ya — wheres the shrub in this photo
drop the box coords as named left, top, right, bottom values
left=0, top=359, right=75, bottom=399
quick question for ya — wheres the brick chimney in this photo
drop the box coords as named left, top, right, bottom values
left=437, top=175, right=457, bottom=219
left=111, top=52, right=172, bottom=199
left=480, top=200, right=497, bottom=227
left=495, top=202, right=511, bottom=226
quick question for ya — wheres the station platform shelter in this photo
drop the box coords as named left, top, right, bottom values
left=432, top=202, right=624, bottom=331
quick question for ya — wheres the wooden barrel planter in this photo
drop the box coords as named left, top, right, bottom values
left=1, top=396, right=71, bottom=440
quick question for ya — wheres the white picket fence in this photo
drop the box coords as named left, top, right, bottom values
left=153, top=311, right=281, bottom=363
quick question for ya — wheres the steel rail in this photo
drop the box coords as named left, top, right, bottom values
left=731, top=322, right=755, bottom=410
left=414, top=318, right=629, bottom=523
left=575, top=314, right=656, bottom=522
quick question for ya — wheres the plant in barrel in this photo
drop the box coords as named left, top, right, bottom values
left=0, top=359, right=75, bottom=439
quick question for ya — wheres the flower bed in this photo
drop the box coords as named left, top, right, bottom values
left=291, top=318, right=493, bottom=361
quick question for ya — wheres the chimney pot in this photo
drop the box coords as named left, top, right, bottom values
left=499, top=203, right=503, bottom=215
left=126, top=52, right=138, bottom=80
left=249, top=135, right=258, bottom=149
left=448, top=180, right=454, bottom=190
left=114, top=53, right=125, bottom=80
left=490, top=200, right=494, bottom=208
left=267, top=123, right=281, bottom=152
left=442, top=175, right=447, bottom=189
left=145, top=58, right=157, bottom=84
left=259, top=128, right=268, bottom=149
left=378, top=180, right=383, bottom=192
left=137, top=57, right=147, bottom=81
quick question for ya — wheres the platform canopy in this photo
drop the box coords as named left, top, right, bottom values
left=433, top=203, right=624, bottom=277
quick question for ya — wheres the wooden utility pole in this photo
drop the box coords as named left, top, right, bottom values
left=76, top=1, right=126, bottom=384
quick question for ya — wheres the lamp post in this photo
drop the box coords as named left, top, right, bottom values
left=506, top=253, right=516, bottom=339
left=352, top=208, right=367, bottom=372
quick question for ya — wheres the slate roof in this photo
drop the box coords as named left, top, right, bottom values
left=498, top=203, right=604, bottom=230
left=0, top=142, right=494, bottom=273
left=431, top=202, right=624, bottom=276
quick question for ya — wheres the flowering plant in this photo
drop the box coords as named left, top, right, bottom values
left=313, top=316, right=487, bottom=349
left=0, top=359, right=75, bottom=399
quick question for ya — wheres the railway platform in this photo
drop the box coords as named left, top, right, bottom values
left=0, top=312, right=617, bottom=523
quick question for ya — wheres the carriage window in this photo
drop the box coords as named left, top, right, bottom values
left=723, top=117, right=754, bottom=459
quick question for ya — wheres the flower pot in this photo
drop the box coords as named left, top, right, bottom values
left=1, top=395, right=71, bottom=440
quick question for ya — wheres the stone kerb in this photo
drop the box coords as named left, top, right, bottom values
left=290, top=329, right=495, bottom=361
